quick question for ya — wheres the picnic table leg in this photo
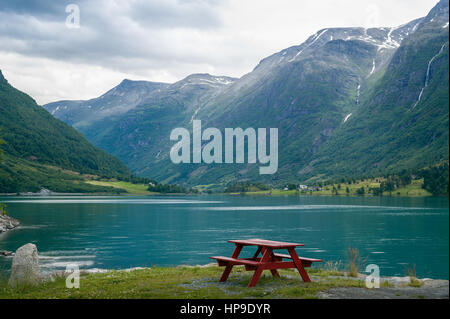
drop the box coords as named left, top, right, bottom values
left=288, top=247, right=311, bottom=282
left=270, top=269, right=281, bottom=278
left=252, top=246, right=262, bottom=259
left=219, top=244, right=243, bottom=282
left=261, top=247, right=280, bottom=278
left=248, top=248, right=272, bottom=287
left=269, top=251, right=281, bottom=278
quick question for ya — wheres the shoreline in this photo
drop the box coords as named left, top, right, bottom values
left=1, top=192, right=444, bottom=198
left=1, top=264, right=448, bottom=299
left=60, top=266, right=450, bottom=300
left=63, top=265, right=450, bottom=281
left=228, top=191, right=440, bottom=198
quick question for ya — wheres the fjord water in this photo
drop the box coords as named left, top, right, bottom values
left=0, top=195, right=448, bottom=279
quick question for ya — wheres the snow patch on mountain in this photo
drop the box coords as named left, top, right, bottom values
left=51, top=106, right=60, bottom=115
left=288, top=29, right=328, bottom=62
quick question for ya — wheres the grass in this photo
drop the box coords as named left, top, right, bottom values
left=394, top=179, right=431, bottom=197
left=381, top=280, right=394, bottom=288
left=0, top=154, right=126, bottom=194
left=406, top=265, right=424, bottom=288
left=321, top=261, right=345, bottom=276
left=346, top=248, right=360, bottom=277
left=86, top=180, right=157, bottom=195
left=345, top=247, right=367, bottom=278
left=0, top=265, right=368, bottom=299
left=241, top=178, right=432, bottom=197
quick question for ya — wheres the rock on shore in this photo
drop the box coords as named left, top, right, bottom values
left=18, top=188, right=55, bottom=196
left=0, top=214, right=20, bottom=233
left=8, top=243, right=41, bottom=287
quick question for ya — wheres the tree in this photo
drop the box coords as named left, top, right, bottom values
left=381, top=179, right=395, bottom=195
left=148, top=182, right=187, bottom=194
left=0, top=135, right=5, bottom=213
left=332, top=186, right=339, bottom=195
left=0, top=134, right=4, bottom=162
left=371, top=187, right=383, bottom=196
left=421, top=164, right=449, bottom=196
left=398, top=170, right=412, bottom=186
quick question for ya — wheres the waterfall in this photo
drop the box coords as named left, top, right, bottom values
left=343, top=113, right=352, bottom=123
left=368, top=59, right=376, bottom=77
left=412, top=43, right=447, bottom=109
left=356, top=84, right=361, bottom=105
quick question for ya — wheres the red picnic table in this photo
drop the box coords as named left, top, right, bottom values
left=210, top=238, right=323, bottom=287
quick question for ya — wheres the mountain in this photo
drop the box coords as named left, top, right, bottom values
left=44, top=73, right=237, bottom=177
left=0, top=70, right=133, bottom=193
left=43, top=0, right=449, bottom=188
left=44, top=79, right=169, bottom=129
left=187, top=18, right=428, bottom=185
left=307, top=0, right=449, bottom=180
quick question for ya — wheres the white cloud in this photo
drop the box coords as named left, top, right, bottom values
left=0, top=0, right=440, bottom=104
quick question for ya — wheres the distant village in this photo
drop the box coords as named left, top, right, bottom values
left=283, top=185, right=322, bottom=192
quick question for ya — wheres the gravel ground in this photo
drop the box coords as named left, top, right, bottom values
left=317, top=277, right=449, bottom=299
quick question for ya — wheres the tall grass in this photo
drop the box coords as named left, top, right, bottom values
left=406, top=264, right=423, bottom=287
left=323, top=260, right=344, bottom=275
left=345, top=247, right=367, bottom=277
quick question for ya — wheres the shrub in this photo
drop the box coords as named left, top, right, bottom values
left=345, top=247, right=367, bottom=277
left=0, top=203, right=6, bottom=216
left=406, top=265, right=423, bottom=287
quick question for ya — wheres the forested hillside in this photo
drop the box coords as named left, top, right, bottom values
left=0, top=70, right=132, bottom=193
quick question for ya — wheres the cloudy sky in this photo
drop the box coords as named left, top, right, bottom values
left=0, top=0, right=439, bottom=105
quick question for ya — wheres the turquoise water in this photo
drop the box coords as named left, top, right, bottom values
left=0, top=195, right=448, bottom=279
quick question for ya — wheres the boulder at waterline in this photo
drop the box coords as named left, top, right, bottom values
left=8, top=243, right=41, bottom=287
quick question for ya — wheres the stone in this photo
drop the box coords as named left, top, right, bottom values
left=8, top=243, right=41, bottom=287
left=0, top=250, right=13, bottom=256
left=0, top=214, right=20, bottom=233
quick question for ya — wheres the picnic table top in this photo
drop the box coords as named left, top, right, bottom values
left=227, top=238, right=304, bottom=249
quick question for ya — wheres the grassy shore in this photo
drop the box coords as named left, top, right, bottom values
left=85, top=180, right=157, bottom=195
left=240, top=179, right=432, bottom=197
left=74, top=176, right=433, bottom=197
left=0, top=266, right=366, bottom=299
left=1, top=264, right=442, bottom=299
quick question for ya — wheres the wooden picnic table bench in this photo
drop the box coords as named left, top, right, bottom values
left=210, top=238, right=323, bottom=287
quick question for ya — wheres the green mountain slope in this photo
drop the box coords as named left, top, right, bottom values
left=0, top=70, right=132, bottom=193
left=306, top=0, right=449, bottom=181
